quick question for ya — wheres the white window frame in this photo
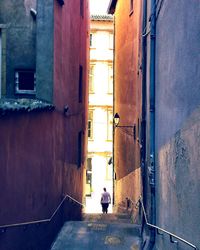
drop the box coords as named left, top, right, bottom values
left=107, top=64, right=113, bottom=94
left=89, top=64, right=95, bottom=93
left=109, top=33, right=113, bottom=50
left=15, top=70, right=36, bottom=94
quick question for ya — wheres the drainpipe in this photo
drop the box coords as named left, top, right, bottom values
left=149, top=0, right=156, bottom=248
left=141, top=0, right=147, bottom=222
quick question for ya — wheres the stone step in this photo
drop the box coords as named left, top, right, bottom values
left=51, top=216, right=141, bottom=250
left=82, top=213, right=132, bottom=223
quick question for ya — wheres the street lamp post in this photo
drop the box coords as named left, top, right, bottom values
left=113, top=113, right=136, bottom=140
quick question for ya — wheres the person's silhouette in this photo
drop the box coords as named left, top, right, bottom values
left=100, top=188, right=111, bottom=214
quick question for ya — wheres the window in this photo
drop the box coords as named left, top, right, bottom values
left=89, top=64, right=95, bottom=93
left=108, top=64, right=113, bottom=94
left=77, top=131, right=83, bottom=168
left=137, top=118, right=141, bottom=141
left=90, top=34, right=93, bottom=47
left=80, top=0, right=84, bottom=17
left=107, top=109, right=113, bottom=141
left=57, top=0, right=64, bottom=6
left=90, top=33, right=96, bottom=48
left=130, top=0, right=134, bottom=14
left=87, top=158, right=92, bottom=172
left=133, top=124, right=136, bottom=140
left=88, top=110, right=94, bottom=139
left=106, top=157, right=112, bottom=180
left=79, top=65, right=83, bottom=102
left=15, top=70, right=36, bottom=94
left=86, top=158, right=92, bottom=196
left=109, top=33, right=113, bottom=49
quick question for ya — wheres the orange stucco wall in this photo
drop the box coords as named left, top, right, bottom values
left=113, top=0, right=142, bottom=211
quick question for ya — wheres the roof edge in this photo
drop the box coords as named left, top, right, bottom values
left=0, top=98, right=55, bottom=115
left=107, top=0, right=118, bottom=14
left=90, top=14, right=113, bottom=21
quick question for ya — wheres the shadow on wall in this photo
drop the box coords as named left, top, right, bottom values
left=0, top=200, right=82, bottom=250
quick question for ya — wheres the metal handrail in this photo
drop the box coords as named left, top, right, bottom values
left=137, top=195, right=198, bottom=249
left=0, top=194, right=84, bottom=229
left=128, top=198, right=138, bottom=207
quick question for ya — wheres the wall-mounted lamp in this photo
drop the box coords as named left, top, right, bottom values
left=114, top=113, right=136, bottom=140
left=63, top=105, right=69, bottom=116
left=30, top=8, right=37, bottom=19
left=113, top=113, right=120, bottom=126
left=108, top=157, right=113, bottom=165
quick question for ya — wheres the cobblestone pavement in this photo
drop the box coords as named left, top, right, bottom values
left=51, top=214, right=141, bottom=250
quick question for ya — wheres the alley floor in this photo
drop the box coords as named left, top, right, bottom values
left=50, top=213, right=141, bottom=250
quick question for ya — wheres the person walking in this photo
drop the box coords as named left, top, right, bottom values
left=100, top=188, right=111, bottom=214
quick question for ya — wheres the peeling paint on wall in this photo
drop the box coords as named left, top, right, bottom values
left=157, top=107, right=200, bottom=248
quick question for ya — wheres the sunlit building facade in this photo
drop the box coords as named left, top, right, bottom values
left=85, top=14, right=114, bottom=213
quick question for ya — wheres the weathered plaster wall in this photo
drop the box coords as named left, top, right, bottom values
left=113, top=0, right=142, bottom=207
left=36, top=0, right=54, bottom=102
left=115, top=169, right=141, bottom=221
left=155, top=1, right=200, bottom=249
left=53, top=0, right=89, bottom=199
left=155, top=1, right=200, bottom=149
left=0, top=112, right=60, bottom=249
left=0, top=0, right=89, bottom=249
left=156, top=108, right=200, bottom=249
left=0, top=0, right=37, bottom=98
left=54, top=0, right=89, bottom=157
left=0, top=111, right=85, bottom=250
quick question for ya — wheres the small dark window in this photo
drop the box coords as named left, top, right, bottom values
left=79, top=65, right=83, bottom=103
left=88, top=120, right=92, bottom=138
left=86, top=158, right=92, bottom=196
left=80, top=0, right=84, bottom=17
left=90, top=34, right=93, bottom=47
left=77, top=131, right=82, bottom=168
left=87, top=158, right=92, bottom=172
left=133, top=124, right=136, bottom=140
left=130, top=0, right=133, bottom=14
left=15, top=70, right=36, bottom=94
left=57, top=0, right=64, bottom=6
left=138, top=118, right=140, bottom=138
left=86, top=158, right=92, bottom=183
left=88, top=110, right=93, bottom=139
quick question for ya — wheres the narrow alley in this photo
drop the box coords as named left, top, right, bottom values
left=0, top=0, right=199, bottom=250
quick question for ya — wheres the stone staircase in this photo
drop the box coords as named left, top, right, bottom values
left=50, top=213, right=142, bottom=250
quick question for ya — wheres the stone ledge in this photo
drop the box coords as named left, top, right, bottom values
left=0, top=98, right=54, bottom=115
